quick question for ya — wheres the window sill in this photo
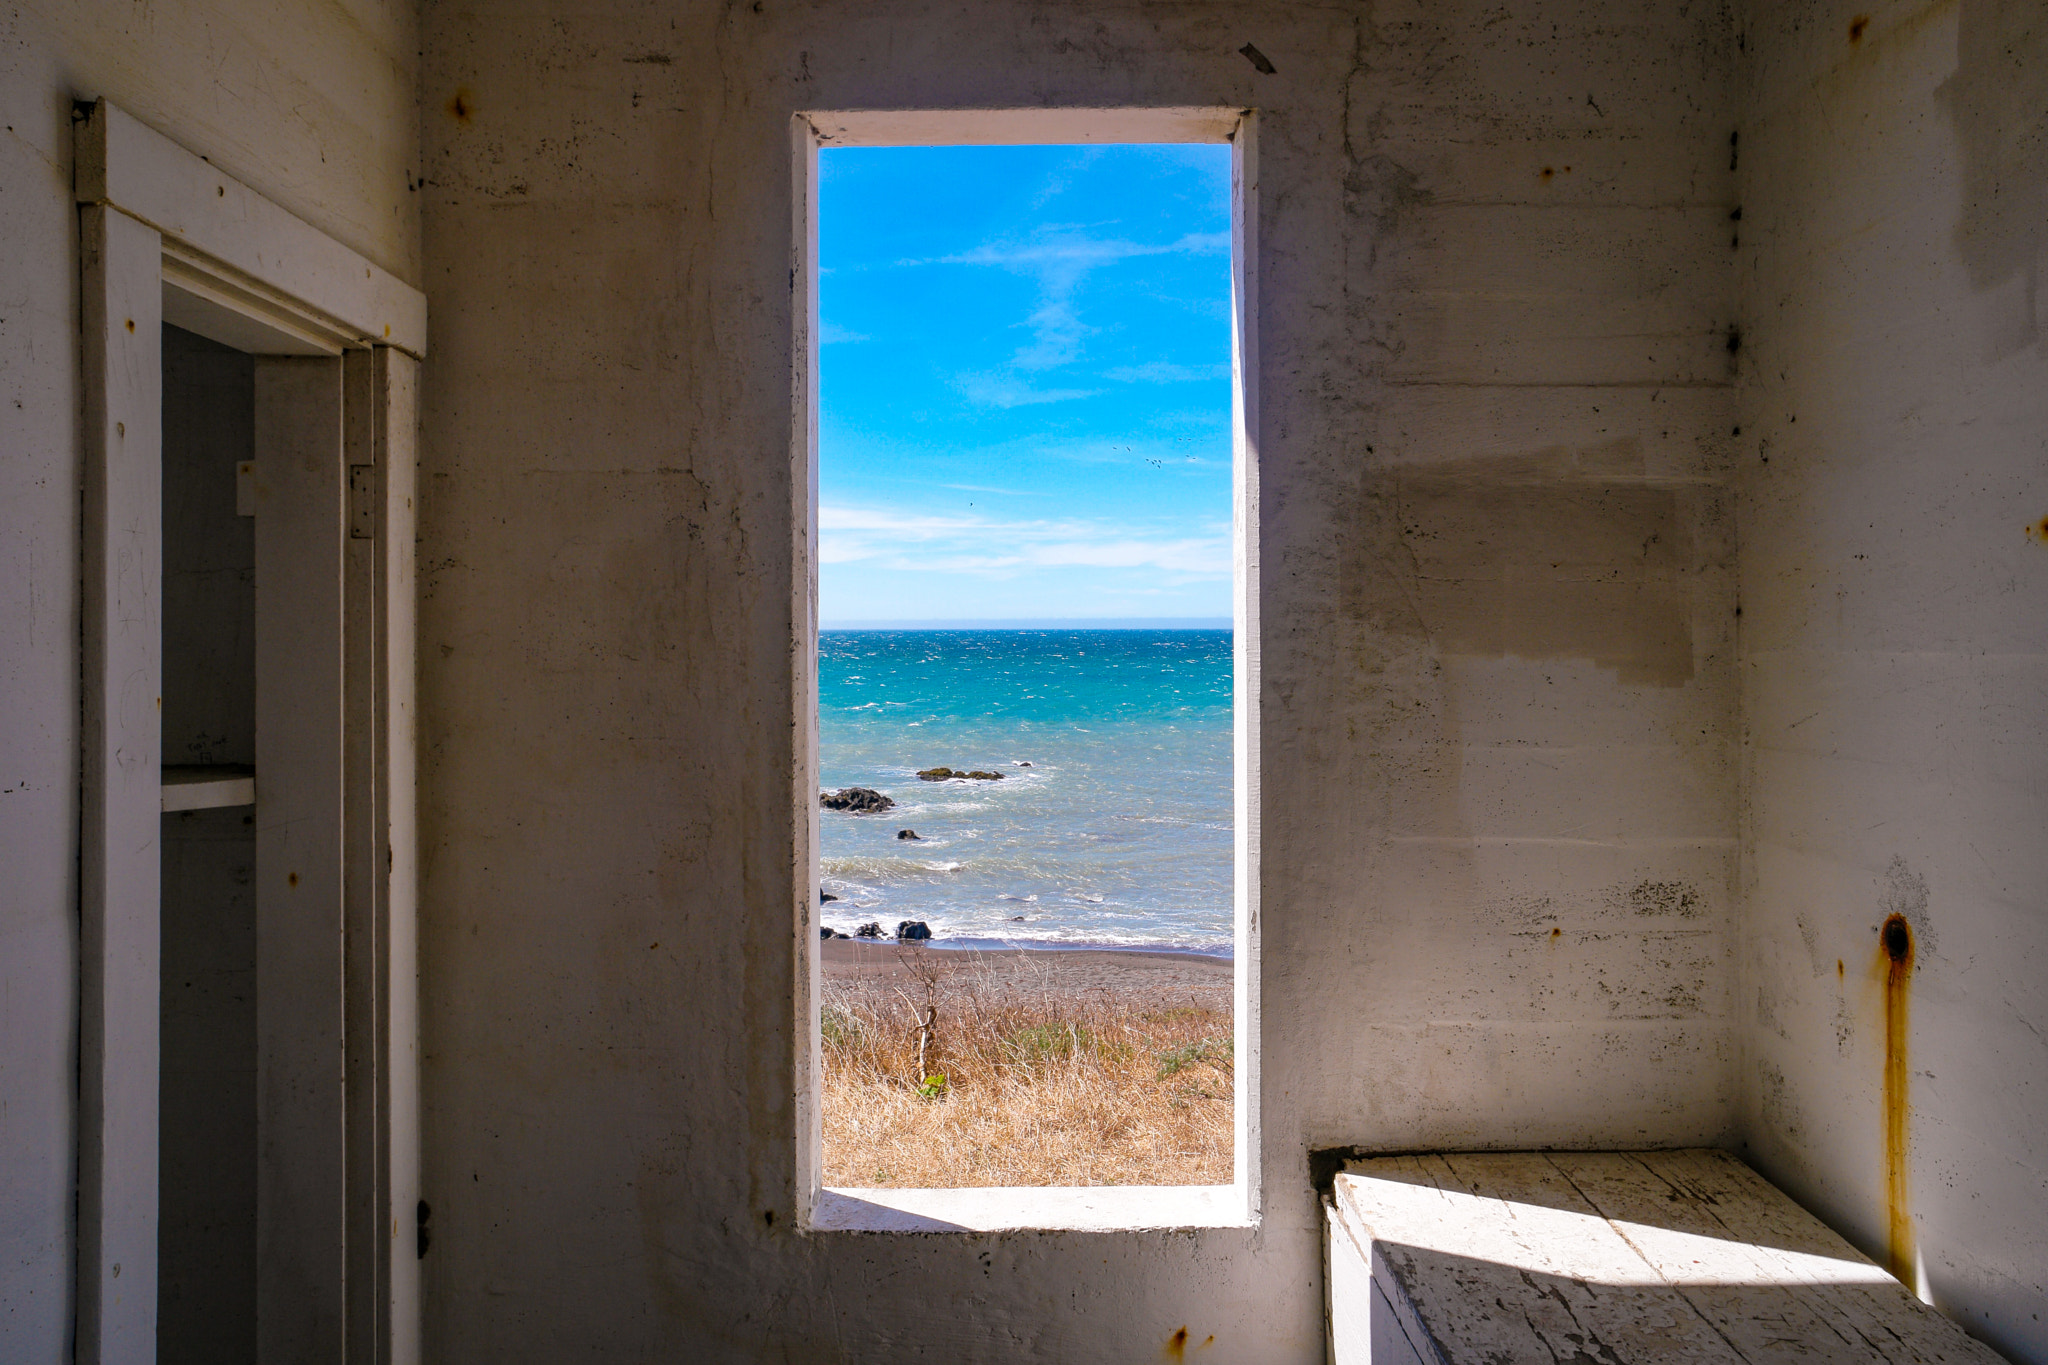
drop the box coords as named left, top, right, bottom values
left=812, top=1184, right=1249, bottom=1233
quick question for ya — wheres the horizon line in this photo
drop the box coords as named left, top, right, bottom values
left=820, top=616, right=1233, bottom=630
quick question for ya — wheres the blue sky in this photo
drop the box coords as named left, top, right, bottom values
left=818, top=143, right=1233, bottom=624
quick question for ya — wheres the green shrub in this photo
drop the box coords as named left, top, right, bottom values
left=1002, top=1022, right=1091, bottom=1067
left=1156, top=1036, right=1231, bottom=1081
left=820, top=1004, right=861, bottom=1050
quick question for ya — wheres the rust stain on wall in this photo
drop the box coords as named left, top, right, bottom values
left=1880, top=912, right=1914, bottom=1281
left=1164, top=1325, right=1188, bottom=1359
left=2027, top=514, right=2048, bottom=543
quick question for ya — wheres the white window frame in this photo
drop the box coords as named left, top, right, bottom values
left=788, top=107, right=1261, bottom=1233
left=75, top=98, right=424, bottom=1364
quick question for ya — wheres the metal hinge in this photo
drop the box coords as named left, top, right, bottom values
left=348, top=465, right=377, bottom=540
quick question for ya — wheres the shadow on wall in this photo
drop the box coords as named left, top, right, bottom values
left=1937, top=0, right=2048, bottom=358
left=1389, top=441, right=1704, bottom=687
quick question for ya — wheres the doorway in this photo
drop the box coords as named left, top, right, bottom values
left=76, top=98, right=424, bottom=1364
left=157, top=323, right=260, bottom=1362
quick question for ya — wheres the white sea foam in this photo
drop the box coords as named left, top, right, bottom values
left=818, top=629, right=1233, bottom=951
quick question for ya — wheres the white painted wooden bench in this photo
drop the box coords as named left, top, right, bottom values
left=1327, top=1150, right=2006, bottom=1364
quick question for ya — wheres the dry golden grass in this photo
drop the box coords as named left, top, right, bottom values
left=820, top=950, right=1233, bottom=1187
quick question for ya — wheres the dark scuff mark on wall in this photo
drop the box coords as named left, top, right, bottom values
left=446, top=88, right=474, bottom=123
left=1759, top=1061, right=1802, bottom=1144
left=1621, top=880, right=1703, bottom=918
left=1880, top=856, right=1935, bottom=957
left=1936, top=0, right=2048, bottom=356
left=1881, top=912, right=1914, bottom=1282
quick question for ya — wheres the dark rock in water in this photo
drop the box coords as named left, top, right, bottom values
left=917, top=767, right=1004, bottom=782
left=1010, top=915, right=1025, bottom=922
left=820, top=891, right=838, bottom=903
left=855, top=922, right=882, bottom=939
left=820, top=926, right=844, bottom=939
left=965, top=771, right=1004, bottom=781
left=821, top=786, right=894, bottom=813
left=1016, top=761, right=1032, bottom=767
left=896, top=920, right=932, bottom=941
left=897, top=828, right=919, bottom=841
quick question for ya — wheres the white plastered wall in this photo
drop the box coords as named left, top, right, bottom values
left=416, top=2, right=1740, bottom=1359
left=0, top=3, right=419, bottom=1358
left=1733, top=1, right=2048, bottom=1358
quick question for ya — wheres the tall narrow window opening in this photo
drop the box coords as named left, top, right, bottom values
left=806, top=130, right=1248, bottom=1201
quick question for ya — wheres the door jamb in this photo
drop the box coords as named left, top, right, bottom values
left=74, top=97, right=425, bottom=1365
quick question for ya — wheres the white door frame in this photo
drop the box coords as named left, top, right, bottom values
left=75, top=98, right=425, bottom=1365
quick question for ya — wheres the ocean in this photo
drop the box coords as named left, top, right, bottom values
left=818, top=629, right=1234, bottom=956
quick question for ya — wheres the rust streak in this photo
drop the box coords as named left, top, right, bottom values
left=1165, top=1326, right=1188, bottom=1360
left=1880, top=913, right=1913, bottom=1281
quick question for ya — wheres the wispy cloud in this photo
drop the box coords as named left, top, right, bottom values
left=820, top=503, right=1230, bottom=579
left=818, top=320, right=868, bottom=344
left=953, top=373, right=1098, bottom=409
left=926, top=227, right=1231, bottom=381
left=933, top=230, right=1228, bottom=275
left=1105, top=361, right=1230, bottom=385
left=1027, top=147, right=1105, bottom=209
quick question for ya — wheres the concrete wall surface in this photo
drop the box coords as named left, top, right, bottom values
left=417, top=1, right=1739, bottom=1359
left=0, top=1, right=419, bottom=1357
left=1733, top=2, right=2048, bottom=1360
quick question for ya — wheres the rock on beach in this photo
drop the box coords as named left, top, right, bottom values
left=917, top=767, right=1005, bottom=782
left=821, top=786, right=894, bottom=813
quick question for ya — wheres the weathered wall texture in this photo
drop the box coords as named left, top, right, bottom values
left=0, top=2, right=419, bottom=1355
left=416, top=1, right=1739, bottom=1358
left=1733, top=1, right=2048, bottom=1358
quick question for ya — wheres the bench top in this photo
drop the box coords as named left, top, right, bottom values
left=1330, top=1149, right=2005, bottom=1364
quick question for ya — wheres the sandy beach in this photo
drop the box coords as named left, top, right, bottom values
left=821, top=938, right=1231, bottom=1006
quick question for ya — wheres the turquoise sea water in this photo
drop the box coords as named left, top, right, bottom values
left=818, top=630, right=1234, bottom=955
